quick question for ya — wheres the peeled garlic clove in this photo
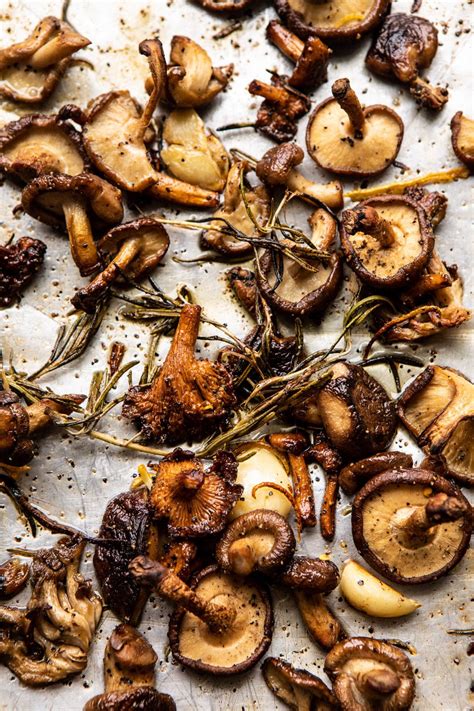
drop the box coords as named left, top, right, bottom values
left=340, top=560, right=420, bottom=618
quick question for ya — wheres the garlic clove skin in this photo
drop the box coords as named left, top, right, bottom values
left=340, top=560, right=420, bottom=618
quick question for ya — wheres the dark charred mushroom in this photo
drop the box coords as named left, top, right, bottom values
left=325, top=637, right=416, bottom=710
left=294, top=589, right=345, bottom=650
left=123, top=304, right=236, bottom=444
left=266, top=20, right=332, bottom=92
left=366, top=13, right=449, bottom=111
left=262, top=657, right=338, bottom=710
left=131, top=559, right=273, bottom=676
left=71, top=218, right=170, bottom=313
left=304, top=432, right=342, bottom=541
left=451, top=112, right=474, bottom=169
left=196, top=0, right=255, bottom=12
left=227, top=266, right=258, bottom=315
left=150, top=448, right=242, bottom=538
left=84, top=624, right=176, bottom=711
left=0, top=237, right=46, bottom=307
left=249, top=75, right=311, bottom=143
left=339, top=451, right=413, bottom=495
left=21, top=172, right=123, bottom=277
left=0, top=17, right=90, bottom=104
left=0, top=558, right=29, bottom=599
left=398, top=365, right=474, bottom=487
left=307, top=78, right=404, bottom=178
left=352, top=468, right=472, bottom=584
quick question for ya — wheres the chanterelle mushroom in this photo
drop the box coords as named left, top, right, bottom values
left=21, top=172, right=123, bottom=277
left=123, top=304, right=236, bottom=444
left=398, top=365, right=474, bottom=487
left=130, top=559, right=273, bottom=676
left=71, top=218, right=170, bottom=312
left=262, top=657, right=338, bottom=710
left=307, top=78, right=404, bottom=177
left=324, top=637, right=416, bottom=711
left=450, top=112, right=474, bottom=170
left=84, top=624, right=176, bottom=711
left=0, top=236, right=46, bottom=307
left=0, top=16, right=90, bottom=104
left=351, top=468, right=472, bottom=584
left=249, top=75, right=311, bottom=143
left=0, top=536, right=102, bottom=686
left=366, top=13, right=449, bottom=111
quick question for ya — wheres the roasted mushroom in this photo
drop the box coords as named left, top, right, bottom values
left=0, top=536, right=102, bottom=686
left=307, top=78, right=404, bottom=178
left=0, top=558, right=29, bottom=600
left=123, top=304, right=236, bottom=444
left=304, top=432, right=342, bottom=541
left=262, top=657, right=338, bottom=710
left=131, top=559, right=273, bottom=675
left=249, top=75, right=311, bottom=143
left=351, top=468, right=472, bottom=584
left=274, top=0, right=390, bottom=43
left=451, top=112, right=474, bottom=169
left=71, top=218, right=170, bottom=312
left=325, top=637, right=416, bottom=710
left=0, top=237, right=46, bottom=307
left=339, top=451, right=413, bottom=495
left=150, top=448, right=242, bottom=538
left=294, top=589, right=345, bottom=651
left=21, top=172, right=123, bottom=277
left=266, top=20, right=332, bottom=92
left=366, top=13, right=449, bottom=111
left=0, top=17, right=90, bottom=104
left=398, top=365, right=474, bottom=487
left=196, top=0, right=255, bottom=12
left=84, top=624, right=176, bottom=711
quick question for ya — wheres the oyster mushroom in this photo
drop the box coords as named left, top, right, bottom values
left=200, top=161, right=271, bottom=257
left=123, top=304, right=236, bottom=444
left=324, top=637, right=416, bottom=710
left=249, top=75, right=311, bottom=143
left=307, top=78, right=404, bottom=178
left=150, top=448, right=242, bottom=539
left=451, top=112, right=474, bottom=169
left=255, top=143, right=343, bottom=210
left=0, top=16, right=90, bottom=104
left=131, top=559, right=273, bottom=676
left=84, top=624, right=176, bottom=711
left=398, top=365, right=474, bottom=487
left=339, top=451, right=413, bottom=495
left=266, top=20, right=332, bottom=92
left=262, top=657, right=338, bottom=710
left=0, top=558, right=29, bottom=600
left=71, top=218, right=170, bottom=313
left=0, top=236, right=46, bottom=307
left=340, top=194, right=434, bottom=291
left=351, top=468, right=472, bottom=584
left=366, top=13, right=449, bottom=111
left=274, top=0, right=390, bottom=43
left=21, top=172, right=123, bottom=277
left=294, top=589, right=345, bottom=650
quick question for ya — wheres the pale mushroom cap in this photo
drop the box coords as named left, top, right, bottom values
left=0, top=64, right=62, bottom=103
left=1, top=125, right=84, bottom=176
left=271, top=256, right=335, bottom=303
left=286, top=0, right=380, bottom=30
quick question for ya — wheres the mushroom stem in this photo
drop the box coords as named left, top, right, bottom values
left=179, top=467, right=205, bottom=493
left=343, top=205, right=396, bottom=247
left=332, top=78, right=365, bottom=136
left=289, top=453, right=316, bottom=529
left=29, top=28, right=89, bottom=70
left=397, top=493, right=469, bottom=537
left=285, top=171, right=344, bottom=211
left=320, top=474, right=338, bottom=542
left=62, top=198, right=100, bottom=276
left=266, top=20, right=304, bottom=62
left=401, top=272, right=452, bottom=305
left=148, top=173, right=220, bottom=208
left=294, top=590, right=345, bottom=650
left=248, top=80, right=290, bottom=107
left=357, top=668, right=401, bottom=698
left=129, top=556, right=236, bottom=633
left=228, top=539, right=260, bottom=576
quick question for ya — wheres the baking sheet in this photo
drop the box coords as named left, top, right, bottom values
left=0, top=0, right=472, bottom=708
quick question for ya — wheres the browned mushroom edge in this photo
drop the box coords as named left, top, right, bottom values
left=262, top=656, right=338, bottom=709
left=0, top=558, right=29, bottom=599
left=196, top=0, right=255, bottom=14
left=249, top=75, right=311, bottom=144
left=339, top=452, right=414, bottom=495
left=450, top=111, right=474, bottom=170
left=281, top=555, right=339, bottom=592
left=294, top=589, right=346, bottom=650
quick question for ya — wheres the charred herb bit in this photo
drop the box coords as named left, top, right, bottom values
left=0, top=237, right=46, bottom=307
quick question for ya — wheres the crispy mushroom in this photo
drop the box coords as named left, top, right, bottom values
left=294, top=589, right=345, bottom=650
left=227, top=266, right=258, bottom=314
left=307, top=78, right=404, bottom=178
left=0, top=558, right=29, bottom=600
left=266, top=20, right=332, bottom=92
left=352, top=468, right=472, bottom=584
left=150, top=448, right=242, bottom=538
left=0, top=236, right=46, bottom=307
left=21, top=172, right=123, bottom=277
left=131, top=559, right=273, bottom=675
left=71, top=218, right=170, bottom=313
left=274, top=0, right=390, bottom=43
left=123, top=304, right=236, bottom=444
left=325, top=637, right=416, bottom=710
left=84, top=624, right=176, bottom=711
left=450, top=112, right=474, bottom=169
left=196, top=0, right=255, bottom=12
left=262, top=657, right=338, bottom=710
left=200, top=161, right=271, bottom=256
left=340, top=194, right=434, bottom=290
left=398, top=365, right=474, bottom=487
left=0, top=17, right=90, bottom=104
left=339, top=452, right=413, bottom=495
left=366, top=13, right=448, bottom=111
left=249, top=75, right=311, bottom=143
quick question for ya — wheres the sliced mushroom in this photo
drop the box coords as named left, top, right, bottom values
left=249, top=75, right=311, bottom=143
left=339, top=452, right=413, bottom=495
left=0, top=17, right=90, bottom=104
left=351, top=468, right=472, bottom=584
left=366, top=13, right=449, bottom=111
left=200, top=161, right=271, bottom=256
left=148, top=172, right=220, bottom=208
left=398, top=365, right=474, bottom=486
left=123, top=304, right=236, bottom=444
left=71, top=218, right=170, bottom=312
left=0, top=558, right=29, bottom=600
left=325, top=637, right=416, bottom=710
left=307, top=78, right=404, bottom=177
left=150, top=448, right=242, bottom=538
left=262, top=657, right=338, bottom=710
left=274, top=0, right=390, bottom=43
left=0, top=236, right=46, bottom=307
left=130, top=559, right=273, bottom=675
left=21, top=172, right=123, bottom=276
left=166, top=35, right=233, bottom=107
left=451, top=112, right=474, bottom=169
left=294, top=589, right=345, bottom=650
